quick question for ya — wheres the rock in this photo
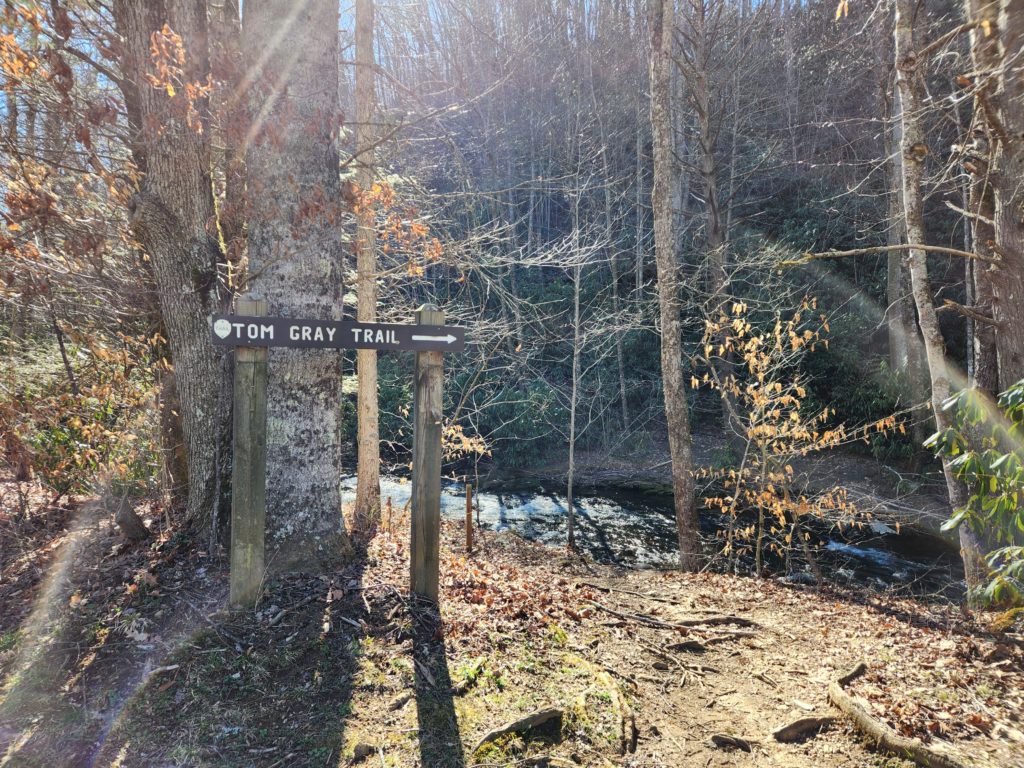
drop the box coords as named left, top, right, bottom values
left=772, top=716, right=836, bottom=742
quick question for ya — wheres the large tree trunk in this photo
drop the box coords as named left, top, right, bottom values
left=893, top=0, right=987, bottom=594
left=964, top=0, right=1000, bottom=396
left=967, top=175, right=1000, bottom=396
left=353, top=0, right=381, bottom=530
left=113, top=0, right=231, bottom=528
left=209, top=0, right=246, bottom=273
left=650, top=0, right=701, bottom=571
left=991, top=0, right=1024, bottom=387
left=243, top=0, right=350, bottom=569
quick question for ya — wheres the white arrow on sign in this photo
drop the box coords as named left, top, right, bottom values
left=411, top=334, right=458, bottom=344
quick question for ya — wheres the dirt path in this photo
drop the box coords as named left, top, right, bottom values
left=2, top=503, right=1021, bottom=767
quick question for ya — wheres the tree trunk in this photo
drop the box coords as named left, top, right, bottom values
left=682, top=0, right=742, bottom=455
left=243, top=0, right=350, bottom=569
left=963, top=0, right=1001, bottom=396
left=209, top=0, right=246, bottom=273
left=588, top=62, right=630, bottom=432
left=884, top=76, right=931, bottom=453
left=991, top=0, right=1024, bottom=387
left=353, top=0, right=381, bottom=530
left=894, top=0, right=987, bottom=593
left=650, top=0, right=701, bottom=571
left=112, top=0, right=231, bottom=529
left=635, top=93, right=646, bottom=294
left=567, top=261, right=581, bottom=552
left=782, top=0, right=799, bottom=167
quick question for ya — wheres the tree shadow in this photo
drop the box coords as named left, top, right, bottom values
left=83, top=540, right=372, bottom=767
left=411, top=599, right=466, bottom=768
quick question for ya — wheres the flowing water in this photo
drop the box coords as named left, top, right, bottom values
left=343, top=476, right=964, bottom=597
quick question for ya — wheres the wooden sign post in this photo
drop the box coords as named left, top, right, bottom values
left=465, top=483, right=474, bottom=554
left=219, top=300, right=463, bottom=607
left=229, top=295, right=268, bottom=608
left=410, top=304, right=444, bottom=601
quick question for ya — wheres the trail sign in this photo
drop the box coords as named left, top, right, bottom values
left=211, top=314, right=465, bottom=352
left=224, top=299, right=457, bottom=608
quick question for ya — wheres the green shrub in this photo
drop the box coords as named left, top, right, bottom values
left=926, top=381, right=1024, bottom=605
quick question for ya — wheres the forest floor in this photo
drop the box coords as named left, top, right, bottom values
left=1, top=475, right=1023, bottom=768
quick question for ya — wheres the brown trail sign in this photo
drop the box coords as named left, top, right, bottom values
left=220, top=297, right=463, bottom=608
left=211, top=314, right=465, bottom=352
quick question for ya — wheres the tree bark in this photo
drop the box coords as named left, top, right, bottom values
left=209, top=0, right=246, bottom=272
left=112, top=0, right=231, bottom=529
left=588, top=59, right=630, bottom=432
left=883, top=71, right=931, bottom=453
left=243, top=0, right=350, bottom=569
left=650, top=0, right=701, bottom=571
left=677, top=0, right=743, bottom=454
left=567, top=260, right=581, bottom=552
left=991, top=0, right=1024, bottom=387
left=353, top=0, right=381, bottom=530
left=894, top=0, right=987, bottom=593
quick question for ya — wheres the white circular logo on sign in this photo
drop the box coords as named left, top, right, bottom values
left=214, top=318, right=232, bottom=339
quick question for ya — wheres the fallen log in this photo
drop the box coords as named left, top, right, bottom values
left=828, top=662, right=968, bottom=768
left=473, top=707, right=563, bottom=754
left=772, top=716, right=836, bottom=742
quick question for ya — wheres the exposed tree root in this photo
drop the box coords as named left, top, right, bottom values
left=583, top=598, right=757, bottom=632
left=472, top=707, right=564, bottom=754
left=828, top=663, right=969, bottom=768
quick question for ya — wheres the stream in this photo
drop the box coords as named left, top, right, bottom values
left=342, top=476, right=964, bottom=598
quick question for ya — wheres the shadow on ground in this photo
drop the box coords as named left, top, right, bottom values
left=412, top=600, right=466, bottom=768
left=0, top=527, right=374, bottom=768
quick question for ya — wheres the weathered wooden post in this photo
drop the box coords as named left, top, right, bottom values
left=230, top=295, right=268, bottom=608
left=411, top=304, right=444, bottom=600
left=465, top=482, right=473, bottom=554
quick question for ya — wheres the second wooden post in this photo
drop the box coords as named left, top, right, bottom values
left=410, top=304, right=445, bottom=601
left=465, top=483, right=473, bottom=554
left=230, top=295, right=268, bottom=607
